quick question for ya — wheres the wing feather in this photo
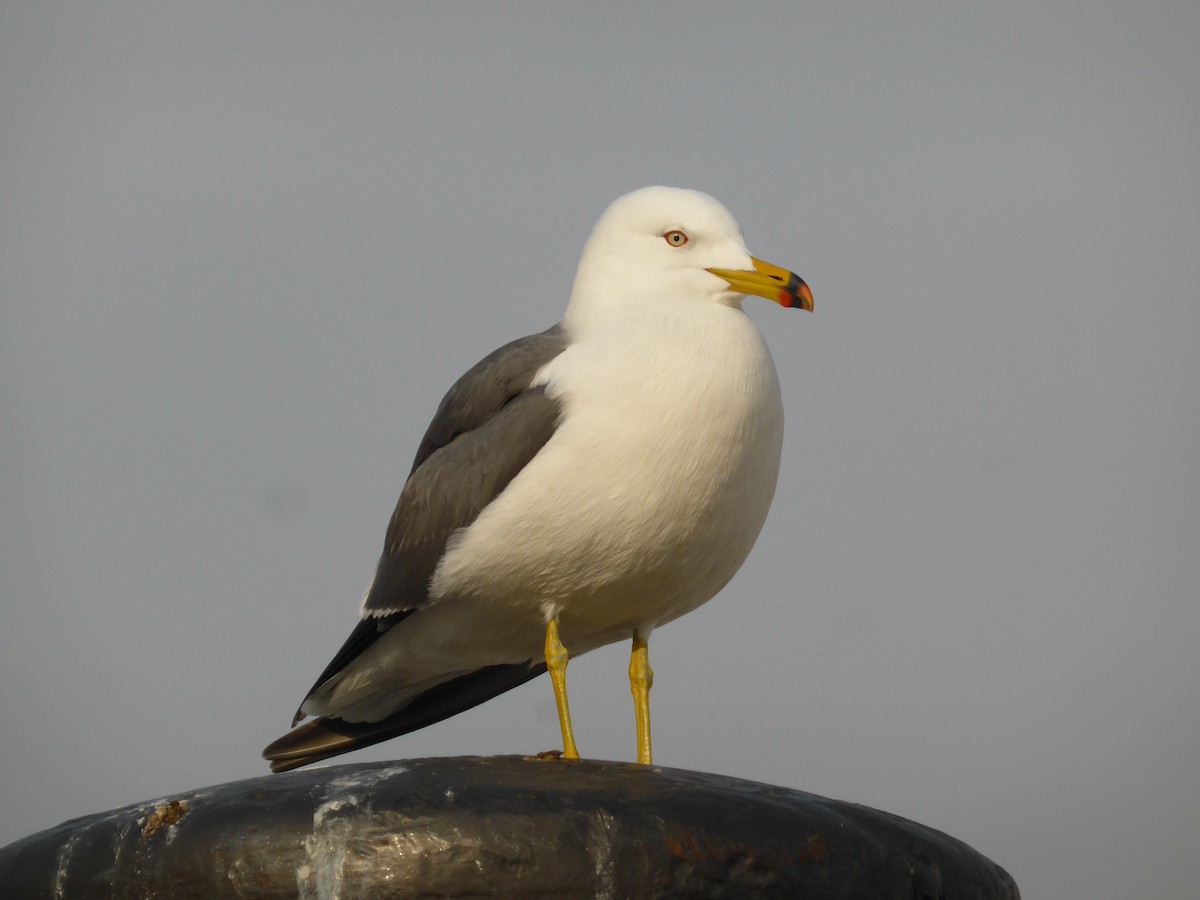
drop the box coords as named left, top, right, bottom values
left=363, top=326, right=566, bottom=616
left=278, top=326, right=567, bottom=738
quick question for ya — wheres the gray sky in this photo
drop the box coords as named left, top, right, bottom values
left=2, top=4, right=1197, bottom=897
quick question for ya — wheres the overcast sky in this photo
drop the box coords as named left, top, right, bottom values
left=2, top=4, right=1197, bottom=898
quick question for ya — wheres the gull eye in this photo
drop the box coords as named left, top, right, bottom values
left=663, top=230, right=689, bottom=247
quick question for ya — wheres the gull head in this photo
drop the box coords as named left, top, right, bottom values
left=565, top=186, right=812, bottom=329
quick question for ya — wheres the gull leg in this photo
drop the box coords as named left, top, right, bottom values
left=544, top=618, right=580, bottom=759
left=629, top=632, right=654, bottom=765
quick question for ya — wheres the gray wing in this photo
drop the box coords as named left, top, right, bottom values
left=289, top=326, right=566, bottom=715
left=365, top=325, right=567, bottom=615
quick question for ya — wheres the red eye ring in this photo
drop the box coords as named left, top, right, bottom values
left=663, top=230, right=688, bottom=247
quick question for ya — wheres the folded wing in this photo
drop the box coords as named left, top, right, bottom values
left=264, top=326, right=567, bottom=769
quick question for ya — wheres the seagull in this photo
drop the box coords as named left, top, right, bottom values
left=263, top=186, right=812, bottom=773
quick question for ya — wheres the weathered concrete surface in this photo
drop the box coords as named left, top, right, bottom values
left=0, top=755, right=1019, bottom=898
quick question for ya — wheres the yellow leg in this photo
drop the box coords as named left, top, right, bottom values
left=544, top=618, right=580, bottom=759
left=629, top=633, right=654, bottom=765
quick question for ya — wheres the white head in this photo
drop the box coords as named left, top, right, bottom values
left=564, top=186, right=811, bottom=332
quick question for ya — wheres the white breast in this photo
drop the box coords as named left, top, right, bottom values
left=427, top=300, right=783, bottom=656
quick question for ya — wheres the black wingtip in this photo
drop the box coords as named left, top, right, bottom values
left=263, top=662, right=550, bottom=773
